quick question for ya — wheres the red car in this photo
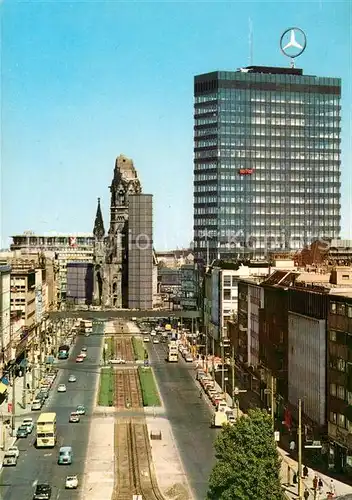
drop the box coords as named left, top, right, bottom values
left=75, top=355, right=84, bottom=363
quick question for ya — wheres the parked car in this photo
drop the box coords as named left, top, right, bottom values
left=31, top=399, right=42, bottom=411
left=143, top=337, right=150, bottom=342
left=7, top=445, right=19, bottom=458
left=65, top=475, right=78, bottom=489
left=22, top=418, right=34, bottom=433
left=16, top=425, right=29, bottom=438
left=57, top=384, right=67, bottom=393
left=3, top=451, right=17, bottom=466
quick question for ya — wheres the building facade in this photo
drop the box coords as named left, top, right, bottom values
left=193, top=66, right=341, bottom=262
left=66, top=262, right=94, bottom=305
left=10, top=233, right=93, bottom=304
left=0, top=266, right=11, bottom=369
left=327, top=293, right=352, bottom=475
left=128, top=194, right=153, bottom=310
left=180, top=264, right=200, bottom=310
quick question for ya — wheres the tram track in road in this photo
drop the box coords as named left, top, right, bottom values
left=113, top=419, right=165, bottom=500
left=115, top=368, right=143, bottom=409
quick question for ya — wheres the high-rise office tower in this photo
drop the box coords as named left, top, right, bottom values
left=193, top=66, right=341, bottom=262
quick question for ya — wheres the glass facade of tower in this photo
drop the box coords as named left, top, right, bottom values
left=193, top=66, right=341, bottom=262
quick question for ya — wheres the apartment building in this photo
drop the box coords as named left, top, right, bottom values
left=10, top=233, right=93, bottom=303
left=0, top=266, right=11, bottom=368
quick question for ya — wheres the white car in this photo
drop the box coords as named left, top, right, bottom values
left=153, top=338, right=159, bottom=344
left=57, top=384, right=67, bottom=393
left=143, top=336, right=150, bottom=342
left=79, top=351, right=87, bottom=358
left=68, top=375, right=77, bottom=383
left=7, top=445, right=19, bottom=459
left=185, top=355, right=193, bottom=362
left=31, top=399, right=42, bottom=411
left=109, top=358, right=126, bottom=364
left=65, top=475, right=79, bottom=489
left=150, top=330, right=156, bottom=336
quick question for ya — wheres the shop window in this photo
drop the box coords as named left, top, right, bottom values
left=330, top=330, right=337, bottom=342
left=330, top=383, right=337, bottom=396
left=330, top=302, right=336, bottom=314
left=348, top=306, right=352, bottom=318
left=337, top=385, right=345, bottom=400
left=232, top=276, right=237, bottom=287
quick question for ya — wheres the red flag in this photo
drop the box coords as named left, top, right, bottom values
left=284, top=408, right=292, bottom=430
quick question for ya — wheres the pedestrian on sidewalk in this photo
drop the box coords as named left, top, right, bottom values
left=313, top=475, right=318, bottom=491
left=304, top=487, right=310, bottom=499
left=290, top=440, right=296, bottom=452
left=303, top=465, right=309, bottom=478
left=329, top=479, right=336, bottom=495
left=318, top=477, right=323, bottom=493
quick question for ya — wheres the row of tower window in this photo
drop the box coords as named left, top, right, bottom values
left=195, top=150, right=340, bottom=160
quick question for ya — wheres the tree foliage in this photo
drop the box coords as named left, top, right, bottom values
left=207, top=408, right=284, bottom=500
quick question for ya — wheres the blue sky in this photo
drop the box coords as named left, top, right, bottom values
left=1, top=0, right=351, bottom=249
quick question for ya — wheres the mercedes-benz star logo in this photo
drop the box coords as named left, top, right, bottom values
left=280, top=27, right=307, bottom=59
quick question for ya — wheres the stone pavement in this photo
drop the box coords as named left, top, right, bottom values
left=146, top=415, right=194, bottom=500
left=79, top=415, right=115, bottom=500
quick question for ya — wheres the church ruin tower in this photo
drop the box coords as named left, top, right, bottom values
left=105, top=154, right=142, bottom=307
left=92, top=198, right=106, bottom=306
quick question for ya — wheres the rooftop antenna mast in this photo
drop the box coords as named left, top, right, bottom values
left=248, top=17, right=253, bottom=65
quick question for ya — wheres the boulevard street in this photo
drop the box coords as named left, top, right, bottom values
left=147, top=340, right=218, bottom=500
left=0, top=323, right=104, bottom=500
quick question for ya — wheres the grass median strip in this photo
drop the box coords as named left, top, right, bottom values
left=98, top=367, right=114, bottom=406
left=132, top=337, right=146, bottom=361
left=138, top=366, right=161, bottom=406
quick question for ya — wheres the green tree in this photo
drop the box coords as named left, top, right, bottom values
left=207, top=408, right=284, bottom=500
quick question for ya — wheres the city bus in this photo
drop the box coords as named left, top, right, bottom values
left=36, top=412, right=57, bottom=448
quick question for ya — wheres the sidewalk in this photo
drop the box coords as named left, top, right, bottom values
left=146, top=415, right=193, bottom=500
left=0, top=375, right=30, bottom=469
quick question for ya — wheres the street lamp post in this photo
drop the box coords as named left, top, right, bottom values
left=298, top=398, right=303, bottom=500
